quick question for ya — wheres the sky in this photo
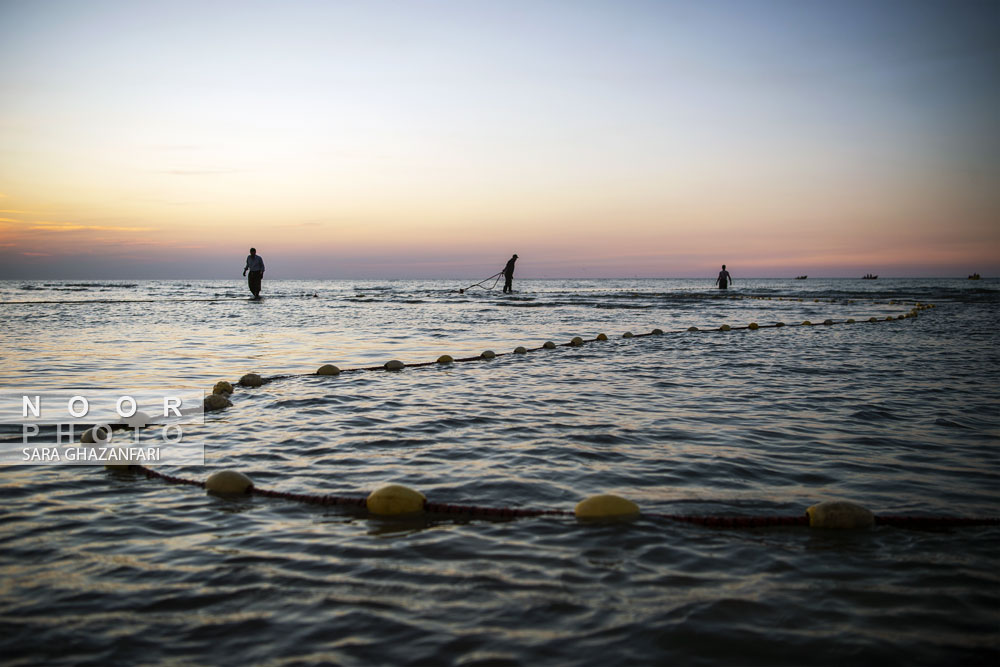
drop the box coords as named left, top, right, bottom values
left=1, top=0, right=998, bottom=279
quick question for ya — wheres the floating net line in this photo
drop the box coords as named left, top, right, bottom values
left=120, top=464, right=999, bottom=530
left=74, top=298, right=997, bottom=530
left=210, top=301, right=937, bottom=397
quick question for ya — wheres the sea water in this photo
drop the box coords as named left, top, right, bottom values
left=0, top=278, right=998, bottom=665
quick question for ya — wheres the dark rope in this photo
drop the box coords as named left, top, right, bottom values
left=461, top=272, right=503, bottom=292
left=134, top=464, right=205, bottom=489
left=423, top=501, right=570, bottom=519
left=250, top=486, right=368, bottom=508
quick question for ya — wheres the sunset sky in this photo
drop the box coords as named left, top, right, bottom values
left=1, top=0, right=997, bottom=279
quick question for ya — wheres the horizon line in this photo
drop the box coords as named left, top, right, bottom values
left=0, top=275, right=990, bottom=282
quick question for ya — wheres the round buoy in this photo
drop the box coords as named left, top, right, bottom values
left=204, top=393, right=232, bottom=412
left=366, top=484, right=426, bottom=515
left=570, top=336, right=584, bottom=346
left=885, top=316, right=893, bottom=321
left=575, top=494, right=640, bottom=520
left=123, top=411, right=152, bottom=428
left=317, top=364, right=341, bottom=376
left=384, top=360, right=405, bottom=371
left=81, top=425, right=112, bottom=444
left=687, top=326, right=699, bottom=332
left=801, top=320, right=812, bottom=326
left=748, top=322, right=759, bottom=330
left=623, top=331, right=634, bottom=338
left=212, top=381, right=233, bottom=395
left=513, top=346, right=527, bottom=354
left=806, top=500, right=874, bottom=529
left=846, top=318, right=855, bottom=324
left=206, top=470, right=253, bottom=496
left=480, top=350, right=496, bottom=360
left=869, top=317, right=878, bottom=323
left=823, top=319, right=834, bottom=325
left=437, top=354, right=454, bottom=364
left=596, top=333, right=608, bottom=341
left=719, top=324, right=731, bottom=332
left=775, top=322, right=785, bottom=327
left=651, top=328, right=664, bottom=335
left=543, top=341, right=556, bottom=349
left=239, top=373, right=263, bottom=388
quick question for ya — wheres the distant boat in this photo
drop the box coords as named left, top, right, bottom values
left=795, top=275, right=807, bottom=280
left=968, top=273, right=981, bottom=280
left=862, top=274, right=878, bottom=280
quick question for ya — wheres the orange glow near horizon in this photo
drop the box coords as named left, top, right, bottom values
left=1, top=180, right=998, bottom=278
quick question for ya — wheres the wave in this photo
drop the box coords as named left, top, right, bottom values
left=594, top=303, right=654, bottom=310
left=43, top=282, right=139, bottom=288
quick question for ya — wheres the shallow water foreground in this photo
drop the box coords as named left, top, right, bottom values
left=0, top=279, right=998, bottom=665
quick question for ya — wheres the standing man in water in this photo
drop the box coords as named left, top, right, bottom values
left=502, top=253, right=518, bottom=293
left=243, top=247, right=265, bottom=299
left=715, top=264, right=732, bottom=289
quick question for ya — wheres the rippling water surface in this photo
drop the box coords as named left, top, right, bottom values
left=1, top=278, right=998, bottom=665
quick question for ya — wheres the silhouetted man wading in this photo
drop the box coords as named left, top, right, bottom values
left=243, top=248, right=265, bottom=299
left=716, top=264, right=732, bottom=290
left=502, top=254, right=518, bottom=293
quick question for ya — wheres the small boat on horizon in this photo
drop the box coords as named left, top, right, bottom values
left=862, top=274, right=878, bottom=279
left=968, top=273, right=981, bottom=280
left=795, top=275, right=807, bottom=280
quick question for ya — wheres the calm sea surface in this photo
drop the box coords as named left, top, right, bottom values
left=1, top=278, right=998, bottom=665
